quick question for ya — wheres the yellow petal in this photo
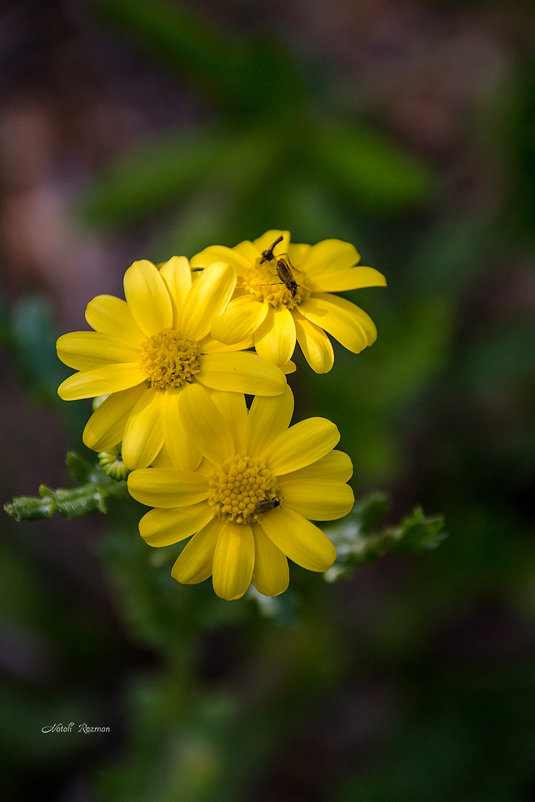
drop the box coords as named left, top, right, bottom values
left=127, top=468, right=208, bottom=508
left=293, top=311, right=334, bottom=374
left=258, top=505, right=336, bottom=571
left=309, top=265, right=387, bottom=292
left=57, top=332, right=141, bottom=370
left=139, top=503, right=213, bottom=547
left=254, top=307, right=296, bottom=366
left=247, top=385, right=294, bottom=457
left=151, top=446, right=175, bottom=469
left=280, top=450, right=353, bottom=483
left=233, top=239, right=262, bottom=263
left=201, top=335, right=255, bottom=352
left=278, top=479, right=354, bottom=520
left=287, top=242, right=311, bottom=266
left=212, top=521, right=255, bottom=600
left=123, top=259, right=173, bottom=336
left=180, top=261, right=236, bottom=341
left=85, top=294, right=145, bottom=343
left=198, top=351, right=286, bottom=396
left=210, top=391, right=248, bottom=453
left=83, top=384, right=147, bottom=451
left=159, top=256, right=192, bottom=321
left=300, top=238, right=360, bottom=276
left=160, top=389, right=202, bottom=471
left=299, top=293, right=377, bottom=353
left=179, top=383, right=235, bottom=464
left=121, top=387, right=165, bottom=469
left=261, top=417, right=340, bottom=474
left=211, top=296, right=268, bottom=344
left=58, top=363, right=145, bottom=400
left=171, top=518, right=222, bottom=584
left=251, top=524, right=289, bottom=596
left=190, top=244, right=250, bottom=273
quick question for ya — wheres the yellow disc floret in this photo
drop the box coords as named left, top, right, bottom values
left=140, top=330, right=201, bottom=389
left=241, top=259, right=310, bottom=311
left=208, top=454, right=279, bottom=524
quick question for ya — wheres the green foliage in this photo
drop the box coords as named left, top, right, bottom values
left=325, top=493, right=447, bottom=582
left=4, top=452, right=128, bottom=521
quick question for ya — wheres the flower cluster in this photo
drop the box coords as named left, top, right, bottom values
left=57, top=232, right=385, bottom=599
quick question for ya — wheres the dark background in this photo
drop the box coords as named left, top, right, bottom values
left=1, top=1, right=534, bottom=800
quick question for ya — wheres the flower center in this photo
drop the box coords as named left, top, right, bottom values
left=140, top=329, right=201, bottom=389
left=208, top=454, right=279, bottom=525
left=241, top=258, right=310, bottom=310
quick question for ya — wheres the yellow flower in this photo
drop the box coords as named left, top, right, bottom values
left=191, top=230, right=386, bottom=373
left=57, top=258, right=286, bottom=469
left=127, top=384, right=354, bottom=601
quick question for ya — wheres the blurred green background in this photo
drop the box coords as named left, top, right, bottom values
left=1, top=0, right=534, bottom=800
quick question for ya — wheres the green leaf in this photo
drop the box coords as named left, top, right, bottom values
left=389, top=506, right=448, bottom=553
left=4, top=452, right=129, bottom=521
left=89, top=0, right=302, bottom=115
left=79, top=130, right=225, bottom=228
left=9, top=297, right=66, bottom=403
left=324, top=494, right=447, bottom=582
left=313, top=124, right=434, bottom=212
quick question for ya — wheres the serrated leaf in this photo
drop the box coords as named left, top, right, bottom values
left=389, top=507, right=447, bottom=552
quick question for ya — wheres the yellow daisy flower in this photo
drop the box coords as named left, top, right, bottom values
left=127, top=384, right=354, bottom=601
left=57, top=258, right=286, bottom=469
left=190, top=230, right=386, bottom=373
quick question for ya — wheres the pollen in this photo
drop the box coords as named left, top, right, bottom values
left=241, top=260, right=310, bottom=310
left=208, top=454, right=279, bottom=525
left=140, top=329, right=201, bottom=389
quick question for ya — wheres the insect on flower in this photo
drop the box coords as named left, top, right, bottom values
left=260, top=234, right=284, bottom=264
left=255, top=497, right=281, bottom=514
left=259, top=234, right=299, bottom=297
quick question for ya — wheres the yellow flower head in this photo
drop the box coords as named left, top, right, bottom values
left=127, top=385, right=354, bottom=600
left=191, top=230, right=386, bottom=373
left=56, top=258, right=286, bottom=469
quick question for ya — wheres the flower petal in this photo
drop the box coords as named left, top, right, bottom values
left=160, top=389, right=202, bottom=471
left=179, top=383, right=235, bottom=464
left=278, top=479, right=354, bottom=520
left=261, top=417, right=340, bottom=474
left=280, top=450, right=353, bottom=483
left=309, top=265, right=387, bottom=292
left=254, top=307, right=296, bottom=366
left=83, top=384, right=147, bottom=451
left=198, top=351, right=286, bottom=396
left=57, top=332, right=141, bottom=370
left=251, top=524, right=289, bottom=596
left=287, top=242, right=311, bottom=266
left=210, top=391, right=248, bottom=453
left=128, top=468, right=208, bottom=508
left=293, top=311, right=334, bottom=374
left=123, top=259, right=173, bottom=336
left=171, top=518, right=223, bottom=584
left=121, top=387, right=165, bottom=469
left=180, top=261, right=236, bottom=341
left=190, top=244, right=250, bottom=273
left=58, top=363, right=145, bottom=400
left=159, top=256, right=192, bottom=321
left=139, top=503, right=213, bottom=547
left=247, top=385, right=294, bottom=457
left=211, top=296, right=268, bottom=344
left=212, top=521, right=255, bottom=600
left=299, top=293, right=377, bottom=352
left=259, top=505, right=336, bottom=571
left=85, top=295, right=145, bottom=343
left=300, top=239, right=360, bottom=276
